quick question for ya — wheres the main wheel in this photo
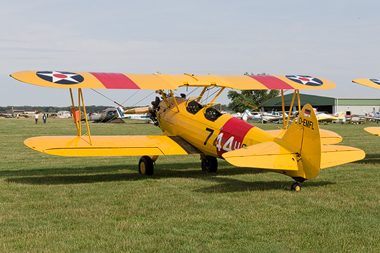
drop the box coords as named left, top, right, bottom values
left=138, top=156, right=154, bottom=175
left=201, top=155, right=218, bottom=173
left=291, top=182, right=301, bottom=192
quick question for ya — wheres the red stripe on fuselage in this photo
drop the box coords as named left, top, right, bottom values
left=90, top=73, right=140, bottom=89
left=248, top=75, right=294, bottom=89
left=216, top=117, right=254, bottom=157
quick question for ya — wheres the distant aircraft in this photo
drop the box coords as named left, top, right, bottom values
left=11, top=71, right=365, bottom=191
left=353, top=78, right=380, bottom=133
left=116, top=107, right=152, bottom=123
left=57, top=111, right=71, bottom=119
left=86, top=108, right=119, bottom=123
left=362, top=107, right=380, bottom=122
left=260, top=110, right=288, bottom=123
left=314, top=109, right=345, bottom=123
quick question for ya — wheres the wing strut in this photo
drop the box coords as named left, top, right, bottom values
left=69, top=88, right=92, bottom=145
left=280, top=89, right=301, bottom=130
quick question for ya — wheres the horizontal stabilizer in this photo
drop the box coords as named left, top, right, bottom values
left=222, top=141, right=298, bottom=170
left=266, top=128, right=342, bottom=144
left=364, top=127, right=380, bottom=136
left=319, top=129, right=343, bottom=144
left=24, top=135, right=200, bottom=157
left=321, top=144, right=365, bottom=169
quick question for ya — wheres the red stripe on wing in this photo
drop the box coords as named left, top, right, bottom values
left=90, top=73, right=140, bottom=89
left=248, top=75, right=294, bottom=89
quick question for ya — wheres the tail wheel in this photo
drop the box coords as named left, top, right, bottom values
left=291, top=182, right=301, bottom=192
left=139, top=156, right=154, bottom=175
left=201, top=155, right=218, bottom=173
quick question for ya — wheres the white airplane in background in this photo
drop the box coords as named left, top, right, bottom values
left=116, top=107, right=152, bottom=123
left=362, top=107, right=380, bottom=122
left=230, top=109, right=262, bottom=122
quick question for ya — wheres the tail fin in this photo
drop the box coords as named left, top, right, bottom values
left=116, top=107, right=125, bottom=118
left=222, top=104, right=321, bottom=181
left=279, top=104, right=321, bottom=180
left=338, top=111, right=345, bottom=120
left=223, top=103, right=364, bottom=181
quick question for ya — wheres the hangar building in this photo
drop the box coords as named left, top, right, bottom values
left=261, top=94, right=380, bottom=115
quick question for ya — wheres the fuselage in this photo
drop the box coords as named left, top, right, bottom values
left=156, top=97, right=279, bottom=158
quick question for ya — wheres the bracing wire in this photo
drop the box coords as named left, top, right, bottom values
left=187, top=87, right=200, bottom=97
left=204, top=87, right=222, bottom=102
left=121, top=90, right=140, bottom=105
left=132, top=91, right=156, bottom=107
left=90, top=89, right=115, bottom=103
left=90, top=89, right=153, bottom=108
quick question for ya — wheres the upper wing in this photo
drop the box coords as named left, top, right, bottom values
left=24, top=135, right=201, bottom=156
left=11, top=71, right=336, bottom=90
left=353, top=78, right=380, bottom=90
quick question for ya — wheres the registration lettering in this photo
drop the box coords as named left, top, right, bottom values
left=298, top=117, right=314, bottom=130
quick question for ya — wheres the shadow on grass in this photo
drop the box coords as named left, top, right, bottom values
left=5, top=163, right=334, bottom=191
left=5, top=163, right=262, bottom=185
left=357, top=153, right=380, bottom=164
left=195, top=178, right=335, bottom=193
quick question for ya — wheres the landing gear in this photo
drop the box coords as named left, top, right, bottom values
left=201, top=155, right=218, bottom=173
left=291, top=182, right=301, bottom=192
left=138, top=156, right=154, bottom=175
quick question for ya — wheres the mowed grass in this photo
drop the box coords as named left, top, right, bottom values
left=1, top=117, right=380, bottom=252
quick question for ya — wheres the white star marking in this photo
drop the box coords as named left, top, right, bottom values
left=38, top=71, right=81, bottom=83
left=291, top=75, right=321, bottom=85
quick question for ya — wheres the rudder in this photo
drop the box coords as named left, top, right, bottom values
left=279, top=104, right=321, bottom=181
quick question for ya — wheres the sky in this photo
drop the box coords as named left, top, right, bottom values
left=1, top=0, right=380, bottom=107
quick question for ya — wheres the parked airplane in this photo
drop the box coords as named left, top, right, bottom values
left=11, top=71, right=365, bottom=191
left=362, top=107, right=380, bottom=122
left=86, top=108, right=119, bottom=123
left=116, top=107, right=152, bottom=123
left=314, top=109, right=345, bottom=123
left=353, top=78, right=380, bottom=134
left=57, top=111, right=71, bottom=119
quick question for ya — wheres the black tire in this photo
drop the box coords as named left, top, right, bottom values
left=291, top=182, right=301, bottom=192
left=138, top=156, right=154, bottom=175
left=201, top=155, right=218, bottom=173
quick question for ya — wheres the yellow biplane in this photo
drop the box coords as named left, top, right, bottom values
left=353, top=78, right=380, bottom=135
left=11, top=71, right=365, bottom=191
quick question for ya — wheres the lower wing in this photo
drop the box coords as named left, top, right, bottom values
left=24, top=135, right=200, bottom=156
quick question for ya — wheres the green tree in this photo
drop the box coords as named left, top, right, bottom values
left=227, top=72, right=280, bottom=112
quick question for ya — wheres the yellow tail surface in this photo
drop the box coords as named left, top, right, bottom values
left=223, top=104, right=365, bottom=181
left=279, top=104, right=321, bottom=180
left=223, top=104, right=322, bottom=180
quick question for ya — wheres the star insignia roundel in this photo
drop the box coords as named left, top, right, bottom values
left=36, top=71, right=84, bottom=85
left=286, top=75, right=323, bottom=86
left=370, top=79, right=380, bottom=85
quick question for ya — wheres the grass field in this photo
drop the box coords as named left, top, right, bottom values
left=1, top=117, right=379, bottom=252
